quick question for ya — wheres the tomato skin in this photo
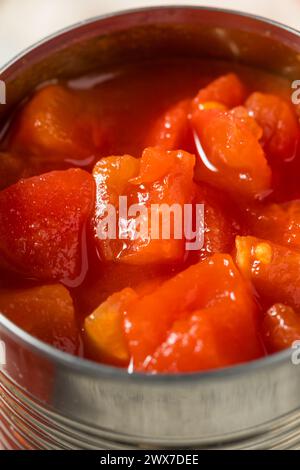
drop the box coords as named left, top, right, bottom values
left=192, top=108, right=271, bottom=199
left=262, top=304, right=300, bottom=353
left=93, top=147, right=196, bottom=265
left=0, top=284, right=79, bottom=354
left=0, top=168, right=95, bottom=283
left=245, top=92, right=299, bottom=163
left=235, top=236, right=300, bottom=311
left=125, top=254, right=262, bottom=370
left=192, top=73, right=247, bottom=110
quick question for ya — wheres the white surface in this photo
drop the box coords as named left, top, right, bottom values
left=0, top=0, right=299, bottom=67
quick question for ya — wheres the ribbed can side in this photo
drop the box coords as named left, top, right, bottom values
left=2, top=371, right=300, bottom=450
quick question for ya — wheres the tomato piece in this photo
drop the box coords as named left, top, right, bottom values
left=192, top=108, right=271, bottom=199
left=0, top=284, right=79, bottom=353
left=235, top=236, right=300, bottom=310
left=93, top=154, right=140, bottom=209
left=9, top=85, right=104, bottom=160
left=133, top=146, right=176, bottom=183
left=245, top=92, right=299, bottom=162
left=125, top=254, right=260, bottom=370
left=245, top=201, right=300, bottom=250
left=93, top=154, right=140, bottom=262
left=147, top=295, right=264, bottom=374
left=192, top=73, right=247, bottom=110
left=193, top=183, right=239, bottom=260
left=84, top=288, right=137, bottom=367
left=146, top=307, right=222, bottom=373
left=262, top=303, right=300, bottom=353
left=147, top=74, right=245, bottom=152
left=146, top=99, right=192, bottom=150
left=0, top=168, right=95, bottom=283
left=93, top=147, right=196, bottom=264
left=230, top=106, right=263, bottom=140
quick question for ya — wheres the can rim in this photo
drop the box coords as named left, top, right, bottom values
left=0, top=312, right=292, bottom=382
left=0, top=5, right=298, bottom=383
left=1, top=4, right=300, bottom=79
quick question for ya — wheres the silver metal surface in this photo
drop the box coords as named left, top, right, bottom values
left=0, top=6, right=300, bottom=450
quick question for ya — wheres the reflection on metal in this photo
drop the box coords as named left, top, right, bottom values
left=0, top=340, right=6, bottom=366
left=0, top=81, right=5, bottom=104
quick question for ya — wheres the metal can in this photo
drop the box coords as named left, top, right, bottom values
left=1, top=6, right=300, bottom=450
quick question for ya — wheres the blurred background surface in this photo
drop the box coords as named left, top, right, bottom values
left=0, top=0, right=299, bottom=67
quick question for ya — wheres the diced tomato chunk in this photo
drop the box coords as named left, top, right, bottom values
left=0, top=284, right=79, bottom=353
left=192, top=73, right=247, bottom=110
left=245, top=92, right=299, bottom=162
left=93, top=154, right=139, bottom=210
left=93, top=154, right=140, bottom=262
left=125, top=254, right=261, bottom=370
left=147, top=295, right=263, bottom=374
left=9, top=85, right=105, bottom=160
left=0, top=168, right=95, bottom=283
left=245, top=201, right=300, bottom=250
left=93, top=147, right=196, bottom=264
left=192, top=108, right=271, bottom=199
left=84, top=288, right=137, bottom=367
left=262, top=303, right=300, bottom=353
left=146, top=99, right=192, bottom=151
left=133, top=146, right=176, bottom=183
left=146, top=307, right=223, bottom=373
left=230, top=106, right=263, bottom=140
left=146, top=74, right=247, bottom=152
left=235, top=236, right=300, bottom=310
left=193, top=183, right=239, bottom=259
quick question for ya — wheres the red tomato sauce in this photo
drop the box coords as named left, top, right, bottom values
left=0, top=58, right=299, bottom=373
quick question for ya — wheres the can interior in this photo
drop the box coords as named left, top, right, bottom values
left=1, top=10, right=300, bottom=125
